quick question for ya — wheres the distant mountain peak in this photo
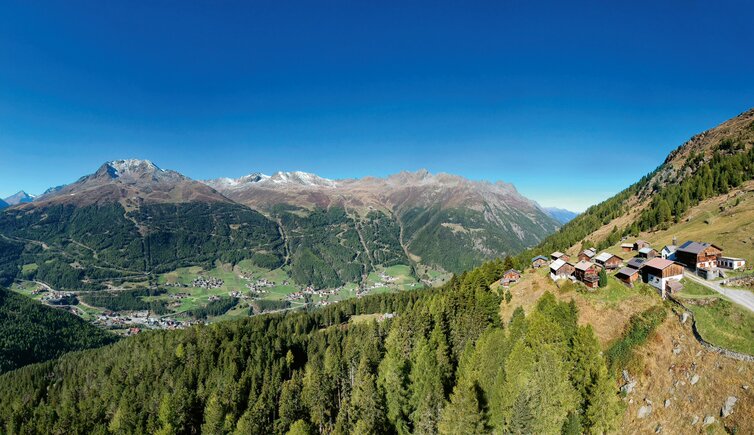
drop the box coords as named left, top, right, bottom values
left=30, top=159, right=229, bottom=206
left=542, top=207, right=579, bottom=224
left=3, top=190, right=36, bottom=206
left=107, top=159, right=163, bottom=175
left=266, top=171, right=336, bottom=187
left=203, top=171, right=336, bottom=190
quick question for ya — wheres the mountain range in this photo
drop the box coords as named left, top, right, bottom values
left=0, top=161, right=561, bottom=289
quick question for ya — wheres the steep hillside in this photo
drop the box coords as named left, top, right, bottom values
left=514, top=108, right=754, bottom=264
left=207, top=169, right=560, bottom=274
left=0, top=287, right=117, bottom=374
left=0, top=199, right=7, bottom=210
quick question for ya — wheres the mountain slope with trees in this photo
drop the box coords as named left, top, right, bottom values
left=511, top=108, right=754, bottom=265
left=0, top=162, right=560, bottom=290
left=0, top=260, right=620, bottom=434
left=0, top=287, right=117, bottom=374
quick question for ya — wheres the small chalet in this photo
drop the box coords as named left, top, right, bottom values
left=620, top=243, right=634, bottom=252
left=531, top=255, right=549, bottom=269
left=573, top=260, right=599, bottom=288
left=675, top=241, right=723, bottom=270
left=717, top=256, right=746, bottom=270
left=549, top=259, right=575, bottom=281
left=641, top=258, right=684, bottom=298
left=637, top=247, right=659, bottom=259
left=633, top=240, right=650, bottom=251
left=578, top=248, right=596, bottom=262
left=594, top=252, right=623, bottom=270
left=500, top=269, right=521, bottom=286
left=626, top=257, right=646, bottom=270
left=551, top=251, right=570, bottom=262
left=615, top=267, right=640, bottom=286
left=660, top=245, right=677, bottom=260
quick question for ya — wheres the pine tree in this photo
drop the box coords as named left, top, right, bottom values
left=350, top=358, right=387, bottom=433
left=509, top=391, right=534, bottom=434
left=201, top=394, right=225, bottom=435
left=286, top=419, right=312, bottom=435
left=598, top=268, right=607, bottom=288
left=410, top=337, right=445, bottom=434
left=438, top=380, right=491, bottom=434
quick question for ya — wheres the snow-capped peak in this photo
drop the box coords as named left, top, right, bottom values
left=107, top=159, right=162, bottom=175
left=265, top=171, right=336, bottom=187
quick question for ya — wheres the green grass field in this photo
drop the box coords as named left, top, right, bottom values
left=578, top=276, right=647, bottom=305
left=676, top=279, right=754, bottom=356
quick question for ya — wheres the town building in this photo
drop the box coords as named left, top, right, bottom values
left=615, top=267, right=641, bottom=286
left=637, top=247, right=659, bottom=259
left=675, top=241, right=723, bottom=270
left=620, top=243, right=634, bottom=252
left=549, top=259, right=574, bottom=281
left=578, top=248, right=596, bottom=262
left=633, top=240, right=650, bottom=251
left=660, top=245, right=677, bottom=260
left=717, top=256, right=746, bottom=270
left=531, top=255, right=549, bottom=268
left=551, top=251, right=569, bottom=262
left=500, top=269, right=521, bottom=286
left=594, top=252, right=623, bottom=270
left=573, top=260, right=599, bottom=288
left=640, top=258, right=684, bottom=298
left=626, top=257, right=646, bottom=270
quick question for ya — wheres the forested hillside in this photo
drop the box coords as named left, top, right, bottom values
left=0, top=288, right=117, bottom=374
left=0, top=261, right=620, bottom=434
left=0, top=202, right=285, bottom=289
left=513, top=109, right=754, bottom=264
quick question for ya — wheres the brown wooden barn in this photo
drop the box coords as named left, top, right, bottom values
left=675, top=241, right=723, bottom=270
left=594, top=252, right=623, bottom=270
left=615, top=267, right=640, bottom=286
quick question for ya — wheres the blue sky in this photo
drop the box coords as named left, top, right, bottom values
left=1, top=1, right=753, bottom=211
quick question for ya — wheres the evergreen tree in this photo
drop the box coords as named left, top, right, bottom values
left=438, top=380, right=491, bottom=434
left=598, top=268, right=607, bottom=288
left=409, top=337, right=445, bottom=434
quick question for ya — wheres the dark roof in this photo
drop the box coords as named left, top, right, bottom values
left=503, top=269, right=520, bottom=276
left=627, top=257, right=645, bottom=269
left=532, top=255, right=548, bottom=262
left=677, top=241, right=722, bottom=255
left=615, top=267, right=640, bottom=277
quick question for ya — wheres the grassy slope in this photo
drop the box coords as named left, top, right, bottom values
left=589, top=181, right=754, bottom=356
left=676, top=279, right=754, bottom=356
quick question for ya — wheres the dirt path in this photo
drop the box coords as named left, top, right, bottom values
left=684, top=270, right=754, bottom=313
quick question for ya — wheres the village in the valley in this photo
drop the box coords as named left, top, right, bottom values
left=16, top=263, right=425, bottom=335
left=501, top=237, right=747, bottom=300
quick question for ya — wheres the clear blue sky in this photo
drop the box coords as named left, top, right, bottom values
left=1, top=1, right=752, bottom=211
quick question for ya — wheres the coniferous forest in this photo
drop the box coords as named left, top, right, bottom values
left=0, top=261, right=622, bottom=434
left=0, top=288, right=117, bottom=375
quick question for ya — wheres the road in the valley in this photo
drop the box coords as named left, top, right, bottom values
left=683, top=270, right=754, bottom=313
